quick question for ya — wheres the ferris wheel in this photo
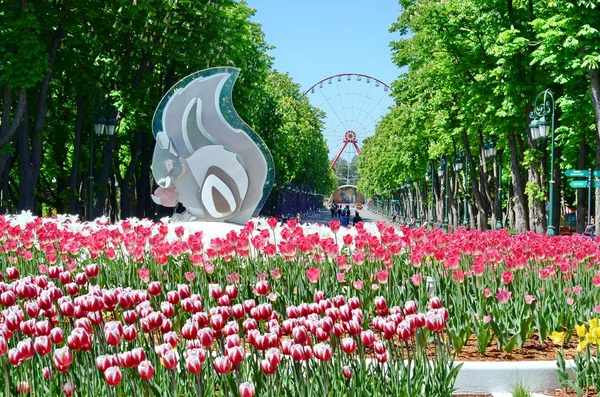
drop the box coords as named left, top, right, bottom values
left=304, top=74, right=394, bottom=180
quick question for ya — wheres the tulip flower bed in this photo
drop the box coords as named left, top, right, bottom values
left=0, top=214, right=599, bottom=396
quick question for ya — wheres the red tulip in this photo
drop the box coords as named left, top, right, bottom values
left=210, top=284, right=223, bottom=300
left=177, top=284, right=191, bottom=299
left=360, top=330, right=375, bottom=347
left=397, top=322, right=411, bottom=341
left=34, top=336, right=51, bottom=356
left=260, top=358, right=277, bottom=375
left=53, top=346, right=73, bottom=368
left=85, top=264, right=99, bottom=278
left=198, top=328, right=214, bottom=347
left=59, top=272, right=72, bottom=285
left=35, top=320, right=51, bottom=336
left=5, top=267, right=19, bottom=281
left=104, top=366, right=122, bottom=386
left=227, top=345, right=245, bottom=365
left=313, top=343, right=332, bottom=362
left=17, top=339, right=34, bottom=360
left=49, top=328, right=64, bottom=344
left=43, top=366, right=53, bottom=380
left=167, top=291, right=180, bottom=305
left=210, top=314, right=225, bottom=331
left=65, top=283, right=79, bottom=296
left=105, top=328, right=121, bottom=347
left=255, top=281, right=270, bottom=296
left=342, top=365, right=353, bottom=379
left=186, top=355, right=202, bottom=374
left=8, top=348, right=23, bottom=366
left=137, top=360, right=154, bottom=379
left=305, top=268, right=321, bottom=284
left=225, top=285, right=238, bottom=300
left=373, top=340, right=386, bottom=355
left=161, top=349, right=179, bottom=370
left=122, top=325, right=137, bottom=342
left=62, top=381, right=75, bottom=397
left=120, top=351, right=137, bottom=368
left=163, top=331, right=178, bottom=348
left=340, top=337, right=356, bottom=354
left=290, top=344, right=305, bottom=361
left=17, top=381, right=30, bottom=394
left=213, top=356, right=232, bottom=374
left=0, top=336, right=7, bottom=356
left=1, top=291, right=16, bottom=307
left=403, top=300, right=418, bottom=315
left=74, top=273, right=88, bottom=286
left=20, top=319, right=36, bottom=336
left=148, top=281, right=162, bottom=296
left=429, top=297, right=442, bottom=309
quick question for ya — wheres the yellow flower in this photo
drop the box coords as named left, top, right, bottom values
left=589, top=318, right=598, bottom=330
left=575, top=324, right=587, bottom=338
left=577, top=340, right=588, bottom=352
left=586, top=332, right=597, bottom=344
left=550, top=331, right=565, bottom=346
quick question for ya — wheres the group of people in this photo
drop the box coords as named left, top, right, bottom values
left=330, top=204, right=362, bottom=226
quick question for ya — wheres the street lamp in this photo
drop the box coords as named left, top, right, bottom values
left=529, top=89, right=556, bottom=236
left=89, top=90, right=118, bottom=221
left=454, top=153, right=470, bottom=227
left=439, top=154, right=449, bottom=232
left=484, top=137, right=502, bottom=229
left=426, top=160, right=435, bottom=230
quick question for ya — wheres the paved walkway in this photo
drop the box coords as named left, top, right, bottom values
left=302, top=208, right=391, bottom=225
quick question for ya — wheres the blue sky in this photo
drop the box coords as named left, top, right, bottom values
left=247, top=0, right=403, bottom=91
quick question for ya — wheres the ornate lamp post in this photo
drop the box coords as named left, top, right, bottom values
left=438, top=154, right=449, bottom=232
left=425, top=160, right=435, bottom=230
left=529, top=89, right=556, bottom=236
left=454, top=153, right=469, bottom=227
left=88, top=90, right=117, bottom=221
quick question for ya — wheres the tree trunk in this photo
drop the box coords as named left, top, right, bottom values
left=587, top=68, right=600, bottom=235
left=68, top=95, right=85, bottom=215
left=0, top=86, right=27, bottom=184
left=508, top=131, right=529, bottom=232
left=116, top=126, right=142, bottom=219
left=93, top=134, right=117, bottom=217
left=136, top=131, right=153, bottom=219
left=462, top=131, right=488, bottom=230
left=93, top=53, right=151, bottom=217
left=575, top=132, right=586, bottom=233
left=478, top=132, right=494, bottom=228
left=18, top=26, right=66, bottom=211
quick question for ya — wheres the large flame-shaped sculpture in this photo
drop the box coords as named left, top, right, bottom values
left=151, top=67, right=275, bottom=223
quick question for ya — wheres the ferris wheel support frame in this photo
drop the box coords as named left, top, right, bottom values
left=330, top=131, right=361, bottom=169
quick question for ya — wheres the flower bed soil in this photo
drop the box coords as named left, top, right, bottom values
left=436, top=334, right=581, bottom=362
left=542, top=388, right=597, bottom=396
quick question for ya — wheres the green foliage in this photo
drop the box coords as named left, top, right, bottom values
left=0, top=0, right=334, bottom=214
left=358, top=0, right=600, bottom=231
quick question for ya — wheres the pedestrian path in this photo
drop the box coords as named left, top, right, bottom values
left=301, top=208, right=391, bottom=225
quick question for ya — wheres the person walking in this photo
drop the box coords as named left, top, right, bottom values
left=330, top=205, right=336, bottom=218
left=352, top=211, right=362, bottom=226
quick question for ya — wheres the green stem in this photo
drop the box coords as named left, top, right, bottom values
left=3, top=358, right=9, bottom=397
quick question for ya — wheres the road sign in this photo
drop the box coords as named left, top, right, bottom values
left=595, top=181, right=600, bottom=188
left=564, top=170, right=600, bottom=177
left=570, top=180, right=588, bottom=188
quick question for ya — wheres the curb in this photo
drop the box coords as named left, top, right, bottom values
left=454, top=360, right=573, bottom=394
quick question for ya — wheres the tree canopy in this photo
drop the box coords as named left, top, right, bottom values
left=0, top=0, right=334, bottom=219
left=358, top=0, right=600, bottom=232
